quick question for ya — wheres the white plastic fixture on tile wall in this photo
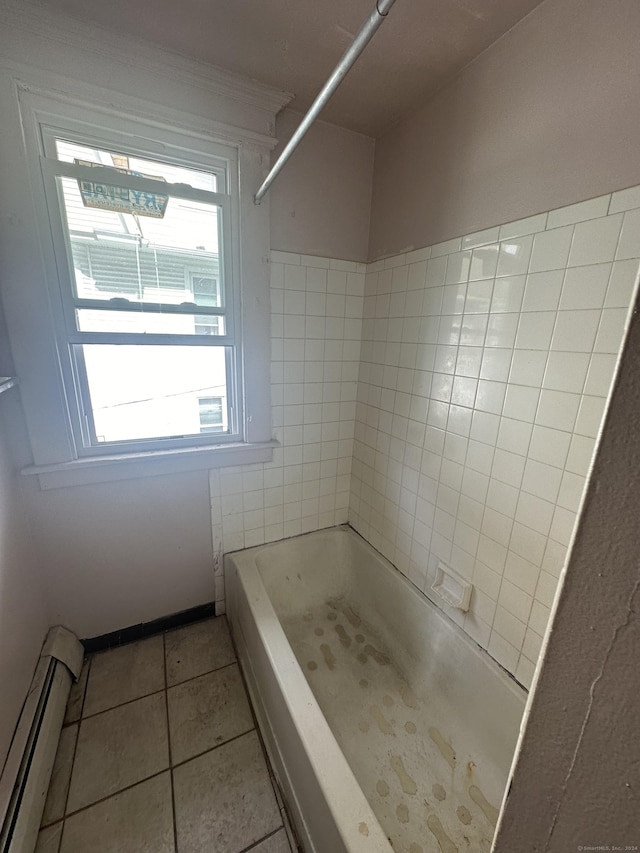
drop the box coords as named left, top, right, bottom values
left=432, top=562, right=473, bottom=611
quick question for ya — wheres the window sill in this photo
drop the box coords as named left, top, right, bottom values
left=22, top=440, right=278, bottom=490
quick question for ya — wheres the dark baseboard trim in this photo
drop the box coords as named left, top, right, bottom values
left=82, top=601, right=216, bottom=654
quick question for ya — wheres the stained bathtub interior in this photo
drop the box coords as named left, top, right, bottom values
left=286, top=597, right=497, bottom=852
left=246, top=528, right=525, bottom=853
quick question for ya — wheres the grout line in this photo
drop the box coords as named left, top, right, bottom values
left=166, top=657, right=239, bottom=691
left=81, top=686, right=167, bottom=721
left=61, top=768, right=171, bottom=822
left=163, top=633, right=179, bottom=853
left=236, top=826, right=287, bottom=853
left=170, top=727, right=255, bottom=772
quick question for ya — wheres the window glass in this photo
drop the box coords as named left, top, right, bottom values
left=79, top=344, right=230, bottom=443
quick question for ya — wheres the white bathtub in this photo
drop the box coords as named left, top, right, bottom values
left=225, top=526, right=525, bottom=853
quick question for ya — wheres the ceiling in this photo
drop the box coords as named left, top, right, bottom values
left=37, top=0, right=545, bottom=137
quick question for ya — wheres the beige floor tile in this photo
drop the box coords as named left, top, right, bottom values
left=165, top=617, right=235, bottom=686
left=64, top=659, right=89, bottom=725
left=67, top=692, right=169, bottom=813
left=168, top=664, right=253, bottom=765
left=35, top=822, right=63, bottom=853
left=173, top=730, right=281, bottom=853
left=83, top=636, right=165, bottom=717
left=41, top=724, right=78, bottom=826
left=252, top=829, right=294, bottom=852
left=60, top=773, right=174, bottom=853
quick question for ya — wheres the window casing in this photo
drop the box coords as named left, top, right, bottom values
left=38, top=124, right=245, bottom=455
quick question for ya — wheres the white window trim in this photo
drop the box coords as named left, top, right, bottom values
left=2, top=74, right=278, bottom=488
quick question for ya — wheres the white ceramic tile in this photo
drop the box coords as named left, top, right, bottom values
left=594, top=307, right=629, bottom=354
left=499, top=212, right=548, bottom=241
left=565, top=434, right=596, bottom=476
left=485, top=313, right=519, bottom=348
left=502, top=386, right=540, bottom=423
left=491, top=276, right=525, bottom=313
left=480, top=349, right=512, bottom=382
left=584, top=353, right=617, bottom=397
left=469, top=244, right=499, bottom=280
left=522, top=459, right=563, bottom=503
left=609, top=184, right=640, bottom=214
left=529, top=226, right=573, bottom=273
left=522, top=270, right=564, bottom=312
left=504, top=551, right=540, bottom=596
left=515, top=491, right=554, bottom=537
left=493, top=607, right=527, bottom=648
left=508, top=350, right=548, bottom=387
left=445, top=250, right=472, bottom=284
left=431, top=236, right=462, bottom=257
left=515, top=312, right=556, bottom=350
left=460, top=226, right=498, bottom=251
left=527, top=425, right=571, bottom=469
left=535, top=390, right=580, bottom=432
left=605, top=259, right=640, bottom=308
left=550, top=309, right=600, bottom=353
left=497, top=235, right=533, bottom=277
left=574, top=395, right=606, bottom=438
left=546, top=194, right=610, bottom=229
left=615, top=208, right=640, bottom=260
left=568, top=213, right=623, bottom=267
left=542, top=352, right=590, bottom=394
left=559, top=263, right=610, bottom=310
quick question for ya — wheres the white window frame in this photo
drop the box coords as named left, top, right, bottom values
left=40, top=125, right=242, bottom=455
left=8, top=84, right=276, bottom=487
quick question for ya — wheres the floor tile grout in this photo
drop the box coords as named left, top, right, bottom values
left=170, top=726, right=256, bottom=771
left=79, top=658, right=240, bottom=722
left=162, top=633, right=179, bottom=853
left=44, top=617, right=296, bottom=853
left=165, top=657, right=239, bottom=690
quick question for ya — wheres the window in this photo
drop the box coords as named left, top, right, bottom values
left=198, top=396, right=225, bottom=433
left=39, top=131, right=243, bottom=454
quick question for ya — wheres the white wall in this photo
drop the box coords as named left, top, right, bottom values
left=369, top=0, right=640, bottom=259
left=269, top=109, right=375, bottom=263
left=0, top=311, right=49, bottom=768
left=349, top=189, right=640, bottom=685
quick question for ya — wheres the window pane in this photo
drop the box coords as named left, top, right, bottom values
left=79, top=345, right=230, bottom=443
left=55, top=139, right=218, bottom=191
left=76, top=309, right=225, bottom=336
left=58, top=177, right=224, bottom=309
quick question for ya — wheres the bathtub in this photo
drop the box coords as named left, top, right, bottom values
left=225, top=525, right=526, bottom=853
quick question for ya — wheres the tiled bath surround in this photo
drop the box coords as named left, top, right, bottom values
left=349, top=187, right=640, bottom=687
left=211, top=187, right=640, bottom=687
left=210, top=253, right=365, bottom=611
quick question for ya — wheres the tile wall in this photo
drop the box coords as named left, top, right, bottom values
left=210, top=252, right=365, bottom=612
left=348, top=186, right=640, bottom=687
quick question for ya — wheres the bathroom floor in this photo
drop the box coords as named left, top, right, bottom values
left=36, top=617, right=297, bottom=853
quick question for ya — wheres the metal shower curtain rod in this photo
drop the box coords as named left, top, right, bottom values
left=254, top=0, right=397, bottom=204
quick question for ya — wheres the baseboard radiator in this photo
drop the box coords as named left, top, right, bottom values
left=0, top=627, right=83, bottom=853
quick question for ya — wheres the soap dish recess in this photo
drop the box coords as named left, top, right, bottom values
left=431, top=562, right=473, bottom=611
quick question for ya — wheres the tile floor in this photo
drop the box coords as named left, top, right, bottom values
left=37, top=617, right=297, bottom=853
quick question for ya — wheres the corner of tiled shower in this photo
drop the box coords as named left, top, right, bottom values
left=211, top=185, right=640, bottom=692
